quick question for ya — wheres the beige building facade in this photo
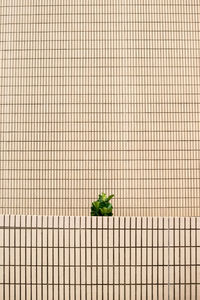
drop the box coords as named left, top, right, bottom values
left=0, top=1, right=200, bottom=216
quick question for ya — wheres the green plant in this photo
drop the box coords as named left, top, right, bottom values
left=91, top=193, right=114, bottom=216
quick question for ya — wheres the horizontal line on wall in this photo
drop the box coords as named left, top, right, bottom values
left=1, top=30, right=199, bottom=35
left=1, top=283, right=199, bottom=286
left=1, top=75, right=200, bottom=79
left=2, top=130, right=200, bottom=134
left=2, top=52, right=200, bottom=56
left=1, top=119, right=200, bottom=123
left=0, top=263, right=199, bottom=268
left=0, top=205, right=199, bottom=208
left=1, top=111, right=200, bottom=114
left=1, top=102, right=200, bottom=106
left=0, top=187, right=198, bottom=190
left=1, top=177, right=200, bottom=180
left=2, top=20, right=200, bottom=24
left=1, top=93, right=199, bottom=96
left=2, top=65, right=199, bottom=69
left=0, top=160, right=199, bottom=164
left=2, top=12, right=200, bottom=16
left=1, top=198, right=199, bottom=201
left=0, top=149, right=199, bottom=152
left=0, top=167, right=199, bottom=170
left=1, top=4, right=199, bottom=7
left=3, top=83, right=199, bottom=86
left=1, top=139, right=200, bottom=142
left=1, top=39, right=200, bottom=43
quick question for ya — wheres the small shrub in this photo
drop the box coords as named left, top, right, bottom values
left=91, top=193, right=114, bottom=216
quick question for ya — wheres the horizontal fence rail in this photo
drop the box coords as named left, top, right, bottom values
left=0, top=215, right=200, bottom=299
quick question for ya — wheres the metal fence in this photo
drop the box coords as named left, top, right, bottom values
left=0, top=215, right=199, bottom=299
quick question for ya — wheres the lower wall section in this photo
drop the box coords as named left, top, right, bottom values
left=0, top=216, right=200, bottom=300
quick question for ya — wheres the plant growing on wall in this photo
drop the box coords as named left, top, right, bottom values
left=91, top=193, right=114, bottom=216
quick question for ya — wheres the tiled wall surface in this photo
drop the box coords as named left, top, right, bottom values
left=0, top=215, right=200, bottom=299
left=0, top=1, right=200, bottom=216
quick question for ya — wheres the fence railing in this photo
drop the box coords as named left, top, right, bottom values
left=0, top=215, right=199, bottom=299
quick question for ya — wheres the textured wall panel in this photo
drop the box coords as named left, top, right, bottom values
left=0, top=215, right=200, bottom=299
left=0, top=1, right=200, bottom=216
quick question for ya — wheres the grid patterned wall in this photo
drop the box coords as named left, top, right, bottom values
left=0, top=215, right=200, bottom=300
left=0, top=1, right=200, bottom=216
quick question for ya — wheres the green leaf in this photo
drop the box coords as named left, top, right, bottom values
left=99, top=207, right=108, bottom=215
left=92, top=201, right=100, bottom=210
left=98, top=194, right=103, bottom=202
left=106, top=203, right=113, bottom=209
left=106, top=206, right=113, bottom=213
left=98, top=193, right=107, bottom=202
left=106, top=194, right=114, bottom=201
left=101, top=193, right=107, bottom=201
left=100, top=206, right=112, bottom=215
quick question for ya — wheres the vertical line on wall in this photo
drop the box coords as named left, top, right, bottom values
left=8, top=215, right=10, bottom=300
left=35, top=216, right=37, bottom=300
left=184, top=217, right=186, bottom=300
left=107, top=217, right=109, bottom=300
left=179, top=218, right=181, bottom=300
left=190, top=218, right=192, bottom=299
left=25, top=215, right=27, bottom=300
left=30, top=215, right=33, bottom=300
left=146, top=218, right=148, bottom=300
left=195, top=217, right=197, bottom=300
left=74, top=217, right=76, bottom=300
left=113, top=217, right=115, bottom=300
left=84, top=217, right=87, bottom=300
left=52, top=216, right=54, bottom=300
left=47, top=216, right=49, bottom=300
left=162, top=218, right=164, bottom=300
left=63, top=216, right=65, bottom=300
left=124, top=217, right=126, bottom=300
left=96, top=217, right=98, bottom=300
left=168, top=217, right=170, bottom=300
left=69, top=217, right=71, bottom=299
left=14, top=215, right=16, bottom=300
left=79, top=217, right=82, bottom=300
left=157, top=217, right=159, bottom=300
left=135, top=217, right=137, bottom=300
left=58, top=217, right=60, bottom=300
left=102, top=217, right=104, bottom=300
left=90, top=217, right=92, bottom=300
left=20, top=215, right=22, bottom=300
left=118, top=217, right=120, bottom=300
left=3, top=215, right=5, bottom=300
left=141, top=217, right=143, bottom=300
left=152, top=217, right=154, bottom=300
left=130, top=217, right=132, bottom=299
left=173, top=218, right=175, bottom=300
